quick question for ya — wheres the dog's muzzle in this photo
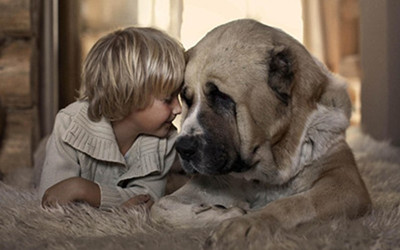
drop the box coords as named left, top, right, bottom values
left=175, top=134, right=251, bottom=175
left=176, top=134, right=227, bottom=174
left=175, top=135, right=198, bottom=161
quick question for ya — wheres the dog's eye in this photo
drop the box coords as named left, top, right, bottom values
left=180, top=86, right=193, bottom=108
left=206, top=82, right=236, bottom=115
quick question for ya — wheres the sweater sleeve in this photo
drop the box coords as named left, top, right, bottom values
left=38, top=111, right=80, bottom=200
left=98, top=130, right=178, bottom=210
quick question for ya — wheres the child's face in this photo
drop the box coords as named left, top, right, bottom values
left=126, top=94, right=182, bottom=138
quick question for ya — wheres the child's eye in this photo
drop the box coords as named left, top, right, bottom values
left=163, top=96, right=173, bottom=104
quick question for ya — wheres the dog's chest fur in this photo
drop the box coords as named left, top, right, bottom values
left=233, top=104, right=349, bottom=209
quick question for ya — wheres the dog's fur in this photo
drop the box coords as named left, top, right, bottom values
left=151, top=19, right=371, bottom=249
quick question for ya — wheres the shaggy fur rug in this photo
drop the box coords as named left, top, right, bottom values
left=1, top=126, right=400, bottom=250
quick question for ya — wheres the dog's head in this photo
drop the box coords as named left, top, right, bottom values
left=176, top=19, right=350, bottom=180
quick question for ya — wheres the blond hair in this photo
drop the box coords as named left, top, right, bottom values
left=79, top=27, right=185, bottom=122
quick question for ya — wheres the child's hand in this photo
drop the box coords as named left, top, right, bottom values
left=121, top=194, right=154, bottom=210
left=42, top=177, right=100, bottom=208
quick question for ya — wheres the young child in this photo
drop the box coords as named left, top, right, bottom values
left=38, top=26, right=185, bottom=210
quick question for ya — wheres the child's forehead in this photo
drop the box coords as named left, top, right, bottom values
left=154, top=87, right=180, bottom=99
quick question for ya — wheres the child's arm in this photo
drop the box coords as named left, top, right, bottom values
left=38, top=111, right=82, bottom=202
left=97, top=172, right=167, bottom=209
left=98, top=136, right=180, bottom=209
left=42, top=177, right=101, bottom=208
left=121, top=194, right=154, bottom=209
left=39, top=109, right=100, bottom=208
left=94, top=164, right=171, bottom=209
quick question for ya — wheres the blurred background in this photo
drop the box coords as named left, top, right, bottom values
left=0, top=0, right=399, bottom=175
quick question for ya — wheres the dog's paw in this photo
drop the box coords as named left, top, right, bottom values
left=204, top=214, right=279, bottom=250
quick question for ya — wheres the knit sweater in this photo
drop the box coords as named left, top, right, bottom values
left=38, top=101, right=178, bottom=210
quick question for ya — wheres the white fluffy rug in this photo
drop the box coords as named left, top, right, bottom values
left=1, top=126, right=400, bottom=250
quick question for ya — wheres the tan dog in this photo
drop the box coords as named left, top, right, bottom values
left=151, top=19, right=371, bottom=249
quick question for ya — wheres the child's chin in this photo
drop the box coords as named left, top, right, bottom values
left=153, top=124, right=172, bottom=138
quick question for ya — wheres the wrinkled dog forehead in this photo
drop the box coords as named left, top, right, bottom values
left=190, top=19, right=275, bottom=52
left=184, top=21, right=275, bottom=99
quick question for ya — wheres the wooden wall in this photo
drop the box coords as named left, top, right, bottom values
left=0, top=0, right=39, bottom=175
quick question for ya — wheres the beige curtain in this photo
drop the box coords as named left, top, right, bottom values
left=137, top=0, right=183, bottom=39
left=302, top=0, right=360, bottom=74
left=302, top=0, right=325, bottom=63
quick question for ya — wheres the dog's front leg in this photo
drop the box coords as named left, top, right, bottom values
left=205, top=154, right=371, bottom=249
left=204, top=195, right=313, bottom=250
left=151, top=175, right=251, bottom=228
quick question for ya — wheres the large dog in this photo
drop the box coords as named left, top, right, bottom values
left=152, top=19, right=371, bottom=249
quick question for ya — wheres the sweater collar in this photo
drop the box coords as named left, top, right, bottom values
left=61, top=102, right=126, bottom=165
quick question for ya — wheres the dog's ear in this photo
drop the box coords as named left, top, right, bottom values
left=185, top=48, right=193, bottom=64
left=267, top=45, right=295, bottom=105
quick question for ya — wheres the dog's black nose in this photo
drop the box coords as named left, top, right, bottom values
left=176, top=136, right=198, bottom=160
